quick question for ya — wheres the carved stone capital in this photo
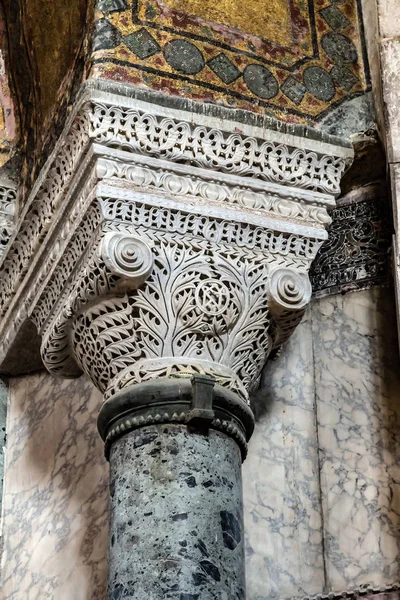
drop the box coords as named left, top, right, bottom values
left=0, top=82, right=353, bottom=413
left=35, top=201, right=316, bottom=405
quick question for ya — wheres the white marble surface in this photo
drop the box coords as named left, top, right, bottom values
left=380, top=37, right=400, bottom=165
left=244, top=311, right=325, bottom=600
left=313, top=288, right=400, bottom=590
left=375, top=0, right=400, bottom=163
left=0, top=374, right=108, bottom=600
left=376, top=0, right=400, bottom=38
left=245, top=287, right=400, bottom=598
left=0, top=377, right=7, bottom=521
left=1, top=288, right=400, bottom=599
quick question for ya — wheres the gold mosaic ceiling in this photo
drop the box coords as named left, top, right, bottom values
left=94, top=0, right=370, bottom=124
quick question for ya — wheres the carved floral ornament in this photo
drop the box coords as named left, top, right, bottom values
left=0, top=178, right=17, bottom=260
left=0, top=83, right=353, bottom=408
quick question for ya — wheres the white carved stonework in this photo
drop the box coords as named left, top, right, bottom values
left=0, top=82, right=353, bottom=400
left=0, top=177, right=17, bottom=260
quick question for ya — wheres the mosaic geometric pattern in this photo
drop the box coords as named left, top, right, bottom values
left=92, top=0, right=370, bottom=124
left=310, top=192, right=392, bottom=297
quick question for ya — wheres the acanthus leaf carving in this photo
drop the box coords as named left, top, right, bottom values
left=39, top=214, right=315, bottom=405
left=0, top=84, right=352, bottom=401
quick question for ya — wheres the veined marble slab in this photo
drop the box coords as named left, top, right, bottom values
left=0, top=378, right=7, bottom=525
left=243, top=313, right=325, bottom=600
left=313, top=288, right=400, bottom=590
left=0, top=374, right=108, bottom=600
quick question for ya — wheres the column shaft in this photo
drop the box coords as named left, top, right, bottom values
left=108, top=424, right=245, bottom=600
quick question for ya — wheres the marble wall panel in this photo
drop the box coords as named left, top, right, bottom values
left=0, top=373, right=108, bottom=600
left=0, top=378, right=7, bottom=527
left=1, top=287, right=400, bottom=599
left=380, top=37, right=400, bottom=164
left=375, top=0, right=400, bottom=39
left=243, top=312, right=325, bottom=600
left=313, top=288, right=400, bottom=590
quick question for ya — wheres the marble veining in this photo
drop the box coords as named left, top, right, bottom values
left=243, top=313, right=325, bottom=600
left=312, top=288, right=400, bottom=590
left=0, top=377, right=7, bottom=524
left=1, top=288, right=400, bottom=599
left=0, top=373, right=109, bottom=600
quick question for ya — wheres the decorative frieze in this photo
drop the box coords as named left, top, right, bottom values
left=89, top=102, right=346, bottom=193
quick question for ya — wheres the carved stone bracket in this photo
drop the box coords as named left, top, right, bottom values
left=0, top=81, right=353, bottom=407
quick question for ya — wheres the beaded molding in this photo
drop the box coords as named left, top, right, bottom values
left=104, top=410, right=248, bottom=459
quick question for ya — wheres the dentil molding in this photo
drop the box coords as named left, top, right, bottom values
left=0, top=81, right=353, bottom=402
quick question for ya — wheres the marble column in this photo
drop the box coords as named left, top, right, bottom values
left=0, top=85, right=352, bottom=600
left=97, top=377, right=254, bottom=599
left=108, top=425, right=243, bottom=599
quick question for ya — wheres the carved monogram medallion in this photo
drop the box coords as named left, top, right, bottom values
left=195, top=280, right=230, bottom=316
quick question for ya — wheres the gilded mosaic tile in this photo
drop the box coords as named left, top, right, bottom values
left=92, top=0, right=370, bottom=124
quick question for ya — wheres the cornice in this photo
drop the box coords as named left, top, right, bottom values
left=85, top=79, right=354, bottom=156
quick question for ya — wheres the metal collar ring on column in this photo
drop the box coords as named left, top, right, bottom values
left=97, top=377, right=255, bottom=461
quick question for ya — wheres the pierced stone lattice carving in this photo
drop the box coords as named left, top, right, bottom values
left=0, top=180, right=17, bottom=260
left=0, top=84, right=352, bottom=399
left=38, top=201, right=315, bottom=404
left=91, top=104, right=347, bottom=194
left=72, top=238, right=274, bottom=402
left=0, top=88, right=350, bottom=327
left=310, top=192, right=392, bottom=296
left=97, top=158, right=333, bottom=227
